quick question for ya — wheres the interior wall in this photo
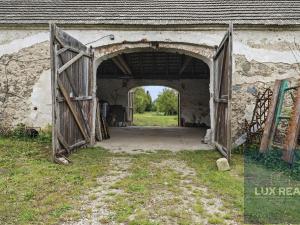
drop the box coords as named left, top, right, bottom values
left=97, top=78, right=210, bottom=126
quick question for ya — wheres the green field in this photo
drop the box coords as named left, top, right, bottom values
left=133, top=112, right=178, bottom=127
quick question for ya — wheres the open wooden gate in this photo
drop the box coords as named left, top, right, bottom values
left=213, top=24, right=233, bottom=160
left=50, top=24, right=95, bottom=161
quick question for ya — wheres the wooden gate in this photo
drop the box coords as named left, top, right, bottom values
left=50, top=24, right=95, bottom=161
left=213, top=24, right=233, bottom=160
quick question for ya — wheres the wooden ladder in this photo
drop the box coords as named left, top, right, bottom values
left=259, top=79, right=300, bottom=164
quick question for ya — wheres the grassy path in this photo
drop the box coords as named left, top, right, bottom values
left=0, top=137, right=244, bottom=225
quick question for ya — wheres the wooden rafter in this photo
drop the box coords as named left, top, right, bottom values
left=117, top=55, right=132, bottom=75
left=179, top=56, right=192, bottom=75
left=112, top=57, right=127, bottom=74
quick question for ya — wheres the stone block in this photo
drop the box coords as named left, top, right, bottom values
left=216, top=158, right=230, bottom=171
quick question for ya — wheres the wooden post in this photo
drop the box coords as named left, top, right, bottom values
left=90, top=47, right=97, bottom=145
left=282, top=86, right=300, bottom=163
left=259, top=80, right=282, bottom=153
left=50, top=23, right=58, bottom=160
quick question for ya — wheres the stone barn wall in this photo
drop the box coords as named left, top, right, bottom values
left=0, top=27, right=299, bottom=143
left=231, top=29, right=300, bottom=140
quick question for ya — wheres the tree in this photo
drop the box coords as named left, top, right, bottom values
left=155, top=88, right=178, bottom=115
left=133, top=87, right=151, bottom=113
left=145, top=91, right=152, bottom=112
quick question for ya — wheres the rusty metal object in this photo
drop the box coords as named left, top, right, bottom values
left=245, top=87, right=273, bottom=144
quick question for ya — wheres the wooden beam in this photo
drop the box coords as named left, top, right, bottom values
left=112, top=57, right=127, bottom=75
left=56, top=47, right=70, bottom=56
left=179, top=56, right=192, bottom=75
left=57, top=130, right=71, bottom=154
left=57, top=78, right=90, bottom=142
left=282, top=86, right=300, bottom=163
left=58, top=51, right=84, bottom=74
left=50, top=23, right=58, bottom=161
left=117, top=55, right=132, bottom=75
left=259, top=80, right=282, bottom=153
left=69, top=140, right=86, bottom=150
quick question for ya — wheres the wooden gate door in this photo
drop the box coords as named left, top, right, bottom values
left=213, top=24, right=233, bottom=160
left=50, top=24, right=95, bottom=161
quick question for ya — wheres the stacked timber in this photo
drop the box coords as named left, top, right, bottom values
left=95, top=102, right=110, bottom=141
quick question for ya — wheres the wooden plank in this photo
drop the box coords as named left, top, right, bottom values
left=90, top=48, right=97, bottom=145
left=50, top=23, right=58, bottom=160
left=259, top=80, right=282, bottom=153
left=282, top=86, right=300, bottom=163
left=58, top=51, right=84, bottom=74
left=179, top=56, right=192, bottom=75
left=69, top=140, right=86, bottom=150
left=57, top=53, right=91, bottom=133
left=57, top=130, right=71, bottom=154
left=57, top=78, right=90, bottom=142
left=56, top=47, right=70, bottom=56
left=112, top=57, right=127, bottom=74
left=95, top=101, right=103, bottom=141
left=117, top=55, right=132, bottom=75
left=226, top=22, right=233, bottom=161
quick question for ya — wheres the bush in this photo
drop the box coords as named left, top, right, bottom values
left=155, top=88, right=178, bottom=115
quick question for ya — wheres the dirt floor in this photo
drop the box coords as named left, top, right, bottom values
left=96, top=127, right=213, bottom=153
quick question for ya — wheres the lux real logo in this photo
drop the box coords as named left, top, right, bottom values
left=254, top=187, right=300, bottom=196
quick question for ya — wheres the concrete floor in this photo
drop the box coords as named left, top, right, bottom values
left=96, top=126, right=213, bottom=153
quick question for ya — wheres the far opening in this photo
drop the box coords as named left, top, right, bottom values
left=96, top=49, right=212, bottom=152
left=128, top=86, right=179, bottom=127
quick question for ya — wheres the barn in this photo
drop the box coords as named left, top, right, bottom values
left=0, top=0, right=299, bottom=160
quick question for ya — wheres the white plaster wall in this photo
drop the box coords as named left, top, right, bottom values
left=25, top=69, right=52, bottom=127
left=233, top=29, right=300, bottom=85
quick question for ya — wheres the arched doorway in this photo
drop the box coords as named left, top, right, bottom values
left=128, top=85, right=180, bottom=127
left=50, top=25, right=232, bottom=160
left=95, top=46, right=212, bottom=151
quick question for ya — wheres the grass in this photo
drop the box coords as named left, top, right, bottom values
left=0, top=137, right=112, bottom=225
left=0, top=135, right=244, bottom=224
left=244, top=148, right=300, bottom=224
left=133, top=112, right=178, bottom=127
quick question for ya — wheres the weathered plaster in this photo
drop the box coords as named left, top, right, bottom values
left=0, top=41, right=50, bottom=127
left=26, top=69, right=52, bottom=127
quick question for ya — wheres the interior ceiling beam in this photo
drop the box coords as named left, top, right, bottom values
left=117, top=55, right=132, bottom=75
left=179, top=56, right=192, bottom=75
left=112, top=57, right=127, bottom=75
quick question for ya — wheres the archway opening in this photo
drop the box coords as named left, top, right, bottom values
left=129, top=86, right=179, bottom=127
left=95, top=49, right=212, bottom=151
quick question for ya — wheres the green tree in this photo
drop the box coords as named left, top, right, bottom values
left=155, top=88, right=178, bottom=115
left=133, top=87, right=151, bottom=113
left=145, top=91, right=152, bottom=112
